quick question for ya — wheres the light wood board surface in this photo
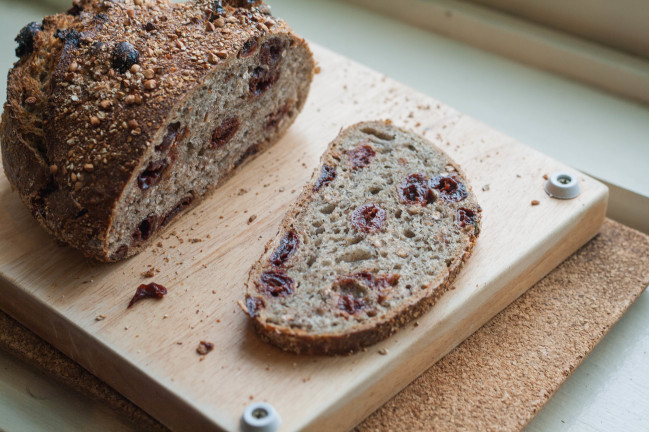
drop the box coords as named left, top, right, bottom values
left=3, top=218, right=648, bottom=432
left=0, top=44, right=607, bottom=431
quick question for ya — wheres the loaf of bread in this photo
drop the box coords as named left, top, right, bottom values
left=0, top=0, right=314, bottom=261
left=241, top=121, right=482, bottom=354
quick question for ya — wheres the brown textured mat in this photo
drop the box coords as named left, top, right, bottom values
left=1, top=218, right=648, bottom=431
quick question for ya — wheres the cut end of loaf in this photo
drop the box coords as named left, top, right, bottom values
left=244, top=121, right=482, bottom=355
left=105, top=33, right=313, bottom=261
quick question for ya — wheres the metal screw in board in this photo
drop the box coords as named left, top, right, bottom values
left=544, top=171, right=581, bottom=200
left=241, top=402, right=281, bottom=432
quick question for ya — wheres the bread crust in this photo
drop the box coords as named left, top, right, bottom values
left=250, top=247, right=473, bottom=355
left=1, top=0, right=313, bottom=261
left=242, top=121, right=481, bottom=355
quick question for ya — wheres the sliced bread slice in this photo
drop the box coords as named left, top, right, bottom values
left=241, top=121, right=481, bottom=354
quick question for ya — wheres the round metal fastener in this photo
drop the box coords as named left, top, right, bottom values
left=241, top=402, right=281, bottom=432
left=544, top=171, right=580, bottom=199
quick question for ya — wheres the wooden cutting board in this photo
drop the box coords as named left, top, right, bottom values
left=0, top=44, right=607, bottom=432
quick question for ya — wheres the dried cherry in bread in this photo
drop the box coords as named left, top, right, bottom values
left=430, top=175, right=468, bottom=202
left=270, top=231, right=300, bottom=266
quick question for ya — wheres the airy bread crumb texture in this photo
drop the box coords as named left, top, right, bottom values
left=243, top=121, right=482, bottom=354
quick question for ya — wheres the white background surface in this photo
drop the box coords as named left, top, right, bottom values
left=0, top=1, right=647, bottom=431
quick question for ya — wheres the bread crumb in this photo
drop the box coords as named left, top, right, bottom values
left=196, top=341, right=214, bottom=355
left=248, top=214, right=257, bottom=224
left=395, top=248, right=409, bottom=258
left=531, top=200, right=540, bottom=206
left=378, top=348, right=389, bottom=355
left=482, top=184, right=490, bottom=191
left=314, top=65, right=321, bottom=74
left=543, top=173, right=549, bottom=180
left=141, top=268, right=155, bottom=278
left=95, top=315, right=106, bottom=321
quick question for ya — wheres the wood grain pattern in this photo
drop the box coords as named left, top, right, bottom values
left=0, top=44, right=607, bottom=432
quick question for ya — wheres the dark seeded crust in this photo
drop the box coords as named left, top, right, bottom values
left=241, top=121, right=481, bottom=355
left=1, top=0, right=313, bottom=261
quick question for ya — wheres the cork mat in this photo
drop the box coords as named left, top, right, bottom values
left=1, top=218, right=648, bottom=431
